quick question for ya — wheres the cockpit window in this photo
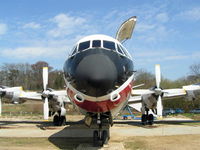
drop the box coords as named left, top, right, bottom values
left=78, top=41, right=90, bottom=52
left=103, top=41, right=116, bottom=51
left=119, top=45, right=129, bottom=57
left=92, top=40, right=101, bottom=47
left=117, top=44, right=124, bottom=55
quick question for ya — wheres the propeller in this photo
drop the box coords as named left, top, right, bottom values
left=42, top=67, right=49, bottom=120
left=153, top=64, right=163, bottom=118
left=0, top=95, right=2, bottom=116
left=155, top=64, right=161, bottom=89
left=0, top=87, right=6, bottom=116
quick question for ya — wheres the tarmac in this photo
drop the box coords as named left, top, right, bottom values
left=0, top=117, right=200, bottom=150
left=1, top=120, right=200, bottom=138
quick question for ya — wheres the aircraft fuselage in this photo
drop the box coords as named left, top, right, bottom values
left=63, top=35, right=134, bottom=117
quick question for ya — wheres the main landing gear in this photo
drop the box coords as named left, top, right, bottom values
left=141, top=108, right=154, bottom=125
left=53, top=112, right=66, bottom=126
left=93, top=113, right=110, bottom=147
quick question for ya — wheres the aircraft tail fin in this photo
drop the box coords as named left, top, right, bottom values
left=116, top=16, right=137, bottom=43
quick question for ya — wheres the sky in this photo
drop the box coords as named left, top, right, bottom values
left=0, top=0, right=200, bottom=80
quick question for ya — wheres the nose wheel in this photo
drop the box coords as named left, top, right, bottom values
left=93, top=113, right=110, bottom=147
left=93, top=129, right=109, bottom=147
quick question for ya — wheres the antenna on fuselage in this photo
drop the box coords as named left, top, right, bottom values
left=116, top=16, right=137, bottom=43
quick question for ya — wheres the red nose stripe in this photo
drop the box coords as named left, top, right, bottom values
left=67, top=83, right=132, bottom=112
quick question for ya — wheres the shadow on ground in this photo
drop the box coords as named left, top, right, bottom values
left=48, top=121, right=110, bottom=149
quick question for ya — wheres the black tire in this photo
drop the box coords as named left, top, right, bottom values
left=102, top=130, right=109, bottom=145
left=59, top=116, right=66, bottom=126
left=141, top=114, right=147, bottom=125
left=148, top=114, right=154, bottom=125
left=93, top=130, right=99, bottom=147
left=53, top=115, right=59, bottom=126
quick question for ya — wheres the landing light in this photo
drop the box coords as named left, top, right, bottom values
left=74, top=93, right=85, bottom=102
left=110, top=92, right=121, bottom=102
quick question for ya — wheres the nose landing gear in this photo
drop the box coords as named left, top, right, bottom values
left=93, top=113, right=110, bottom=147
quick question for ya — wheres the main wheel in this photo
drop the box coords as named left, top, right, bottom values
left=141, top=114, right=147, bottom=125
left=53, top=115, right=59, bottom=126
left=59, top=116, right=66, bottom=126
left=148, top=114, right=154, bottom=125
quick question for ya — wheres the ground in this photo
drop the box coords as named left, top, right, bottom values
left=1, top=115, right=200, bottom=150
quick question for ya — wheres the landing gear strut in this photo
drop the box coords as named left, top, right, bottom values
left=93, top=113, right=109, bottom=147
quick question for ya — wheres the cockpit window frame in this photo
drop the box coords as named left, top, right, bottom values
left=117, top=44, right=125, bottom=56
left=92, top=40, right=101, bottom=48
left=78, top=40, right=91, bottom=52
left=119, top=44, right=131, bottom=58
left=116, top=44, right=132, bottom=59
left=103, top=40, right=116, bottom=51
left=69, top=38, right=132, bottom=60
left=70, top=45, right=78, bottom=57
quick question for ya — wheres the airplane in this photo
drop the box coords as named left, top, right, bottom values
left=0, top=16, right=200, bottom=146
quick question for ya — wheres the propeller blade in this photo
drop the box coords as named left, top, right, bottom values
left=43, top=67, right=48, bottom=91
left=43, top=97, right=49, bottom=120
left=155, top=64, right=161, bottom=89
left=0, top=96, right=2, bottom=116
left=157, top=95, right=163, bottom=118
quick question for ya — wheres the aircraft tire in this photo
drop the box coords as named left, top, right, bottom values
left=148, top=114, right=154, bottom=125
left=59, top=116, right=66, bottom=126
left=141, top=114, right=147, bottom=125
left=102, top=130, right=109, bottom=145
left=93, top=130, right=99, bottom=147
left=53, top=115, right=59, bottom=126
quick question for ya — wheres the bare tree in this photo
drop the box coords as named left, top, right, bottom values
left=189, top=62, right=200, bottom=83
left=31, top=61, right=53, bottom=90
left=190, top=63, right=200, bottom=77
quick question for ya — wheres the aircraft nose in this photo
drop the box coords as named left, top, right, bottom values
left=75, top=53, right=118, bottom=96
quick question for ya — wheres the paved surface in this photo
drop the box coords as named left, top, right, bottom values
left=0, top=118, right=200, bottom=138
left=1, top=117, right=200, bottom=150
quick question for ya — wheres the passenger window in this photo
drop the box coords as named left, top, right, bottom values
left=92, top=40, right=101, bottom=47
left=78, top=41, right=90, bottom=52
left=117, top=44, right=124, bottom=55
left=103, top=41, right=116, bottom=51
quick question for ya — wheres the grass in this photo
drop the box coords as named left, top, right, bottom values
left=122, top=135, right=200, bottom=150
left=124, top=140, right=148, bottom=150
left=173, top=113, right=200, bottom=120
left=0, top=138, right=58, bottom=150
left=0, top=137, right=92, bottom=150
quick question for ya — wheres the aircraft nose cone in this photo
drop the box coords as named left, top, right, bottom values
left=75, top=53, right=117, bottom=96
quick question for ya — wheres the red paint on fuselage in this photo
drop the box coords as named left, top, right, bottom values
left=67, top=82, right=132, bottom=113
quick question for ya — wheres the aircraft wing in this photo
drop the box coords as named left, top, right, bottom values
left=19, top=90, right=70, bottom=103
left=130, top=83, right=200, bottom=101
left=128, top=83, right=200, bottom=113
left=19, top=91, right=42, bottom=101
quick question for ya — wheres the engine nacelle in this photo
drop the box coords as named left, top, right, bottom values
left=183, top=84, right=200, bottom=101
left=3, top=87, right=25, bottom=104
left=185, top=90, right=200, bottom=101
left=142, top=94, right=157, bottom=110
